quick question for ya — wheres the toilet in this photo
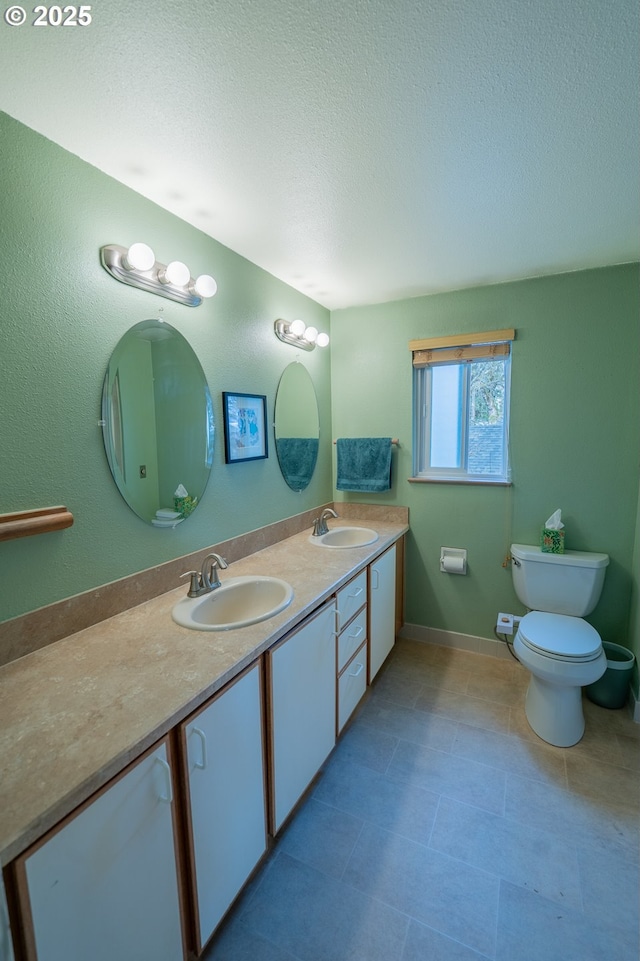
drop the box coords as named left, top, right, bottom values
left=510, top=543, right=609, bottom=747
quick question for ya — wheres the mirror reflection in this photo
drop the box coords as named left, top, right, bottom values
left=101, top=319, right=214, bottom=525
left=274, top=362, right=320, bottom=491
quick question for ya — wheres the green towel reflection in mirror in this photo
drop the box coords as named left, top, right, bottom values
left=276, top=438, right=319, bottom=491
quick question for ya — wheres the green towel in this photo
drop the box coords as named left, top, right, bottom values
left=336, top=438, right=392, bottom=492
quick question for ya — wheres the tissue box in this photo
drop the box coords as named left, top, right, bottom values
left=174, top=495, right=196, bottom=517
left=541, top=528, right=565, bottom=553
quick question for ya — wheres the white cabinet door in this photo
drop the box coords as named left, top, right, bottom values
left=268, top=600, right=337, bottom=833
left=20, top=739, right=184, bottom=961
left=183, top=661, right=266, bottom=951
left=369, top=544, right=397, bottom=681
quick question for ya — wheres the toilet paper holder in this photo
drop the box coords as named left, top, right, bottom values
left=440, top=547, right=467, bottom=574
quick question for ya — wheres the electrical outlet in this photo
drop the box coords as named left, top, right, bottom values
left=496, top=612, right=514, bottom=635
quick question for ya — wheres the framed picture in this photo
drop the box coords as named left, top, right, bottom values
left=222, top=392, right=269, bottom=463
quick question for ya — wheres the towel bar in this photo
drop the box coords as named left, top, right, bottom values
left=333, top=438, right=399, bottom=446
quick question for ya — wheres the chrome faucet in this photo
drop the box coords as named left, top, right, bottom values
left=201, top=553, right=228, bottom=590
left=312, top=507, right=338, bottom=536
left=181, top=552, right=229, bottom=597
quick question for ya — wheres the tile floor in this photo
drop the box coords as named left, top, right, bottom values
left=204, top=638, right=639, bottom=961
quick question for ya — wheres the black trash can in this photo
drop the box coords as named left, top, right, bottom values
left=586, top=642, right=635, bottom=709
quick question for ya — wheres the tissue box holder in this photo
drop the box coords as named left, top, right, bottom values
left=541, top=528, right=564, bottom=553
left=174, top=495, right=196, bottom=518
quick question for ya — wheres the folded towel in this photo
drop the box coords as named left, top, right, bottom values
left=336, top=437, right=392, bottom=492
left=276, top=437, right=319, bottom=491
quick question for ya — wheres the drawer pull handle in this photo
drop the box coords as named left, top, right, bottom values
left=348, top=661, right=364, bottom=678
left=348, top=625, right=364, bottom=640
left=154, top=756, right=173, bottom=804
left=349, top=587, right=364, bottom=598
left=191, top=726, right=208, bottom=770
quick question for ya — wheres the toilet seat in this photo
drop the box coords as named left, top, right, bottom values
left=517, top=611, right=602, bottom=662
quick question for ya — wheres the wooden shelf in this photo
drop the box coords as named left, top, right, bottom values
left=0, top=506, right=74, bottom=542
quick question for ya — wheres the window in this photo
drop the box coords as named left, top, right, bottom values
left=411, top=329, right=514, bottom=484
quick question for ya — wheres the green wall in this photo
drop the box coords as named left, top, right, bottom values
left=331, top=265, right=640, bottom=674
left=0, top=112, right=332, bottom=622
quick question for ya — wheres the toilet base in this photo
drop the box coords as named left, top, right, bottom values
left=524, top=674, right=585, bottom=747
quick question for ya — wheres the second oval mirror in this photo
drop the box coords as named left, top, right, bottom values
left=274, top=362, right=320, bottom=491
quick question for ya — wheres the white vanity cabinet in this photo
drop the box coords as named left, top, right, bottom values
left=267, top=599, right=337, bottom=834
left=15, top=738, right=185, bottom=961
left=369, top=543, right=397, bottom=681
left=180, top=660, right=267, bottom=953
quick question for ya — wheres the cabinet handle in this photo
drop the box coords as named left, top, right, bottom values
left=372, top=569, right=379, bottom=590
left=191, top=726, right=208, bottom=770
left=349, top=586, right=364, bottom=598
left=348, top=625, right=364, bottom=640
left=154, top=756, right=173, bottom=804
left=348, top=661, right=364, bottom=677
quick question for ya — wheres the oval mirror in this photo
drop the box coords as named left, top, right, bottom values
left=274, top=362, right=320, bottom=491
left=101, top=319, right=214, bottom=525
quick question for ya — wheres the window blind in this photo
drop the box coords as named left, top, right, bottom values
left=410, top=328, right=515, bottom=367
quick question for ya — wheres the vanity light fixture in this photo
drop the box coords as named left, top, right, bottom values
left=274, top=318, right=330, bottom=351
left=100, top=243, right=217, bottom=307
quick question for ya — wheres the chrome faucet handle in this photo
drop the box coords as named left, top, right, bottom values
left=180, top=570, right=202, bottom=597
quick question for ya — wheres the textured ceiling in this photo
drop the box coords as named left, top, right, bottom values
left=0, top=0, right=637, bottom=308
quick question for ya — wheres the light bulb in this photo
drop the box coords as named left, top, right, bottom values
left=289, top=319, right=306, bottom=337
left=125, top=242, right=155, bottom=272
left=316, top=332, right=330, bottom=348
left=304, top=326, right=318, bottom=343
left=161, top=261, right=191, bottom=286
left=194, top=274, right=217, bottom=298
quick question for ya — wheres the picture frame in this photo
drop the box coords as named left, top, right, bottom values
left=222, top=392, right=269, bottom=464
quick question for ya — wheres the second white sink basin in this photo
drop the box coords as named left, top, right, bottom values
left=310, top=526, right=378, bottom=548
left=172, top=576, right=294, bottom=631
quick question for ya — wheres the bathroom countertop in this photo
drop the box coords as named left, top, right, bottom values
left=0, top=520, right=407, bottom=866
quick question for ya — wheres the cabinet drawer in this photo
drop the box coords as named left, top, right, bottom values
left=338, top=642, right=367, bottom=733
left=337, top=607, right=367, bottom=673
left=336, top=570, right=367, bottom=631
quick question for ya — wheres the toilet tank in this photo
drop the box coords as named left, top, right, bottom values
left=510, top=544, right=609, bottom=616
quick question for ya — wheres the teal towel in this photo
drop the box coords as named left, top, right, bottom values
left=336, top=437, right=392, bottom=492
left=276, top=437, right=319, bottom=491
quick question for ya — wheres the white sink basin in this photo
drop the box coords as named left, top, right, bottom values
left=172, top=576, right=294, bottom=631
left=310, top=526, right=378, bottom=548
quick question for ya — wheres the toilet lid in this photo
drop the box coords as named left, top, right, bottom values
left=518, top=611, right=602, bottom=660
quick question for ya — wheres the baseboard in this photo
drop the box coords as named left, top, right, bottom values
left=398, top=622, right=514, bottom=660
